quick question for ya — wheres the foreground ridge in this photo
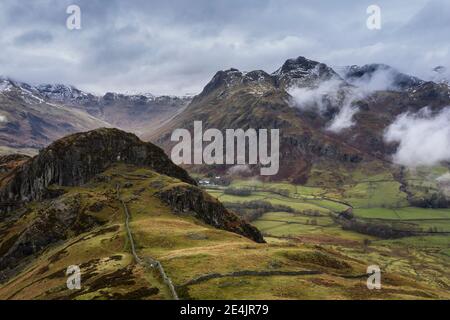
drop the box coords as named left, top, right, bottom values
left=117, top=184, right=179, bottom=300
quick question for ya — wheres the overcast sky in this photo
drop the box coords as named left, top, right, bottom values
left=0, top=0, right=449, bottom=95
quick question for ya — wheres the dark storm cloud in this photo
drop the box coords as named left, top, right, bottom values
left=0, top=0, right=448, bottom=95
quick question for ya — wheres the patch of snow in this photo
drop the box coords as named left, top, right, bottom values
left=0, top=80, right=12, bottom=92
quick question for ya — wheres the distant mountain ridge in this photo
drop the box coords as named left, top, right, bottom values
left=149, top=56, right=450, bottom=182
left=1, top=56, right=449, bottom=178
left=0, top=77, right=191, bottom=154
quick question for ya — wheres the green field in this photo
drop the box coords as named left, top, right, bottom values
left=203, top=175, right=450, bottom=263
left=2, top=164, right=449, bottom=300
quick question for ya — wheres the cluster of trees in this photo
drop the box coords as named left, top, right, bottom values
left=224, top=188, right=253, bottom=196
left=337, top=218, right=417, bottom=239
left=411, top=192, right=449, bottom=209
left=225, top=200, right=296, bottom=221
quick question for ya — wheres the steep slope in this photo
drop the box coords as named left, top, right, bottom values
left=0, top=127, right=262, bottom=237
left=147, top=56, right=450, bottom=183
left=0, top=78, right=191, bottom=155
left=40, top=86, right=191, bottom=136
left=145, top=57, right=364, bottom=181
left=0, top=79, right=111, bottom=155
left=96, top=93, right=190, bottom=136
left=0, top=163, right=447, bottom=300
left=0, top=128, right=265, bottom=292
left=0, top=128, right=197, bottom=213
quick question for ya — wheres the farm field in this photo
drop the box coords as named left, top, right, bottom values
left=2, top=164, right=449, bottom=300
left=204, top=176, right=450, bottom=235
left=5, top=164, right=448, bottom=300
left=202, top=173, right=450, bottom=297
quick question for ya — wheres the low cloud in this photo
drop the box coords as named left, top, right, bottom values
left=384, top=107, right=450, bottom=167
left=437, top=172, right=450, bottom=195
left=327, top=103, right=359, bottom=132
left=343, top=66, right=403, bottom=92
left=437, top=172, right=450, bottom=183
left=288, top=66, right=412, bottom=133
left=288, top=80, right=361, bottom=133
left=288, top=79, right=344, bottom=113
left=227, top=164, right=252, bottom=176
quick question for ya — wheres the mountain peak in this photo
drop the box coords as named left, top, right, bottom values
left=199, top=67, right=278, bottom=98
left=275, top=56, right=321, bottom=73
left=200, top=68, right=243, bottom=96
left=273, top=56, right=342, bottom=88
left=36, top=83, right=94, bottom=103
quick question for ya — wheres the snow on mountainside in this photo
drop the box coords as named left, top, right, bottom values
left=274, top=56, right=343, bottom=88
left=151, top=55, right=450, bottom=182
left=0, top=80, right=111, bottom=155
left=0, top=77, right=191, bottom=155
left=335, top=64, right=425, bottom=91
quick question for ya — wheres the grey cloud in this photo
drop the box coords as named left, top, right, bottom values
left=0, top=0, right=449, bottom=95
left=14, top=30, right=53, bottom=45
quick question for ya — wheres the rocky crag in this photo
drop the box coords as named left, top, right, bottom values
left=0, top=128, right=196, bottom=214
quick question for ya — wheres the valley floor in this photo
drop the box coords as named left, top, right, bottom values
left=1, top=164, right=448, bottom=300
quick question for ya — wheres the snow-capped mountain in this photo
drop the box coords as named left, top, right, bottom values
left=336, top=64, right=425, bottom=91
left=273, top=56, right=343, bottom=88
left=0, top=77, right=191, bottom=155
left=151, top=55, right=450, bottom=181
left=0, top=78, right=111, bottom=155
left=35, top=83, right=97, bottom=105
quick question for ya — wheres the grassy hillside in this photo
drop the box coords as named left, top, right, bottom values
left=201, top=171, right=450, bottom=299
left=1, top=164, right=448, bottom=299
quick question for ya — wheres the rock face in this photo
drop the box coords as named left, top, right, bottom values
left=148, top=56, right=366, bottom=182
left=0, top=128, right=196, bottom=213
left=157, top=184, right=265, bottom=243
left=0, top=154, right=30, bottom=174
left=149, top=55, right=450, bottom=183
